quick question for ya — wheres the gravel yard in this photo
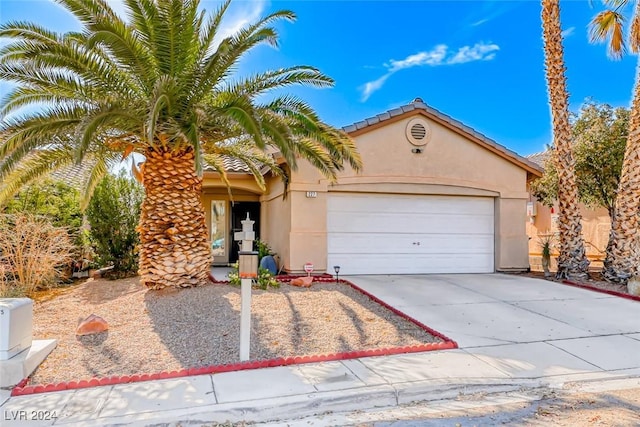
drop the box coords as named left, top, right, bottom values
left=30, top=277, right=442, bottom=385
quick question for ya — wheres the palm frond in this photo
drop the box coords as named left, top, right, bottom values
left=201, top=153, right=233, bottom=199
left=0, top=20, right=60, bottom=44
left=79, top=153, right=115, bottom=210
left=0, top=147, right=76, bottom=206
left=214, top=93, right=265, bottom=149
left=193, top=10, right=296, bottom=104
left=227, top=66, right=334, bottom=97
left=0, top=105, right=86, bottom=164
left=76, top=107, right=140, bottom=162
left=589, top=10, right=627, bottom=58
left=198, top=0, right=232, bottom=57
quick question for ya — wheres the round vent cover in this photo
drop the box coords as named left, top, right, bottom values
left=405, top=118, right=431, bottom=146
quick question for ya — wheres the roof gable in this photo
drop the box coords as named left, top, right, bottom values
left=342, top=98, right=543, bottom=178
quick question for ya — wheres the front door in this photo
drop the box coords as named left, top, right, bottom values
left=230, top=201, right=261, bottom=263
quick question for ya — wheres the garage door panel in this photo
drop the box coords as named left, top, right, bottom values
left=326, top=253, right=495, bottom=275
left=327, top=233, right=494, bottom=255
left=327, top=194, right=495, bottom=275
left=328, top=212, right=494, bottom=234
left=328, top=194, right=494, bottom=216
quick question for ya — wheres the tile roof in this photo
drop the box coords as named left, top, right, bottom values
left=342, top=98, right=544, bottom=176
left=49, top=162, right=93, bottom=189
left=203, top=155, right=271, bottom=175
left=204, top=156, right=249, bottom=173
left=525, top=151, right=550, bottom=168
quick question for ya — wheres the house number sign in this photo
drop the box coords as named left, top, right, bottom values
left=304, top=263, right=314, bottom=275
left=305, top=191, right=317, bottom=198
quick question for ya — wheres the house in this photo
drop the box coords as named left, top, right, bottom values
left=201, top=98, right=543, bottom=275
left=525, top=151, right=610, bottom=271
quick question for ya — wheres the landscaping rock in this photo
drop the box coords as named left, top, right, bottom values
left=290, top=276, right=313, bottom=288
left=628, top=276, right=640, bottom=296
left=76, top=314, right=109, bottom=336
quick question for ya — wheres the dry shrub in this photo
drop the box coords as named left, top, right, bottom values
left=0, top=214, right=75, bottom=297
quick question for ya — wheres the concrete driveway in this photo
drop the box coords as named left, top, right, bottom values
left=348, top=273, right=640, bottom=378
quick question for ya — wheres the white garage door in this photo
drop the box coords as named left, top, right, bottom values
left=327, top=193, right=495, bottom=275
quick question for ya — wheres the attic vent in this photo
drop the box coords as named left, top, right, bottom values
left=405, top=118, right=431, bottom=146
left=410, top=123, right=427, bottom=140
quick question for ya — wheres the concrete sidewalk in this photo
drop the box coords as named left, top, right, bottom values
left=1, top=274, right=639, bottom=426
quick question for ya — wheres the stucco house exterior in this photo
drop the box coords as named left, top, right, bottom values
left=525, top=151, right=610, bottom=271
left=201, top=98, right=543, bottom=275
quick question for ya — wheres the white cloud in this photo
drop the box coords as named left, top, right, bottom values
left=360, top=42, right=500, bottom=101
left=387, top=45, right=448, bottom=71
left=360, top=74, right=390, bottom=102
left=561, top=26, right=575, bottom=38
left=471, top=18, right=489, bottom=27
left=447, top=42, right=500, bottom=65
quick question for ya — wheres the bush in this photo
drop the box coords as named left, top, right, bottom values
left=228, top=263, right=279, bottom=290
left=86, top=172, right=144, bottom=277
left=0, top=214, right=75, bottom=297
left=255, top=239, right=275, bottom=260
left=3, top=179, right=87, bottom=253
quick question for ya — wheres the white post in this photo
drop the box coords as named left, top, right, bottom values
left=240, top=277, right=251, bottom=361
left=235, top=213, right=256, bottom=362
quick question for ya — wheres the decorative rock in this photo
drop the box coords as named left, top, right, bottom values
left=76, top=314, right=109, bottom=336
left=290, top=276, right=313, bottom=287
left=628, top=276, right=640, bottom=296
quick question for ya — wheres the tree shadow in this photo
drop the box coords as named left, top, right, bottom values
left=142, top=281, right=447, bottom=372
left=336, top=301, right=367, bottom=346
left=79, top=343, right=125, bottom=379
left=76, top=276, right=144, bottom=305
left=143, top=283, right=243, bottom=368
left=76, top=331, right=109, bottom=346
left=249, top=282, right=443, bottom=362
left=283, top=293, right=306, bottom=350
left=329, top=283, right=443, bottom=345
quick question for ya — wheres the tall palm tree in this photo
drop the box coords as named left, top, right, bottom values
left=590, top=0, right=640, bottom=283
left=541, top=0, right=590, bottom=279
left=0, top=0, right=362, bottom=290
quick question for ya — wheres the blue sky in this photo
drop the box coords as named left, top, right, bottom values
left=0, top=0, right=637, bottom=157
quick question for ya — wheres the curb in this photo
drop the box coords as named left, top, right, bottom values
left=562, top=279, right=640, bottom=302
left=12, top=277, right=456, bottom=397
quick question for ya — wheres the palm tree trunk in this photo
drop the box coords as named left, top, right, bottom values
left=541, top=0, right=590, bottom=279
left=138, top=147, right=212, bottom=289
left=603, top=54, right=640, bottom=283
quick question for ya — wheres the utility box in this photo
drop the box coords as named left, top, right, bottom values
left=0, top=298, right=33, bottom=360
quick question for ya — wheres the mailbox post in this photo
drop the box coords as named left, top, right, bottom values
left=234, top=213, right=258, bottom=361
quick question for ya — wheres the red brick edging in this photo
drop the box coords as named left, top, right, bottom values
left=562, top=279, right=640, bottom=302
left=12, top=276, right=457, bottom=397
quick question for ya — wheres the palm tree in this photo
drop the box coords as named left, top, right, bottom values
left=541, top=0, right=590, bottom=279
left=0, top=0, right=362, bottom=290
left=590, top=0, right=640, bottom=283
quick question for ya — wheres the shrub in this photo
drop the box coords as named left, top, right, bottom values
left=86, top=172, right=144, bottom=277
left=256, top=267, right=279, bottom=290
left=228, top=263, right=279, bottom=290
left=0, top=214, right=75, bottom=297
left=3, top=179, right=87, bottom=253
left=255, top=239, right=275, bottom=260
